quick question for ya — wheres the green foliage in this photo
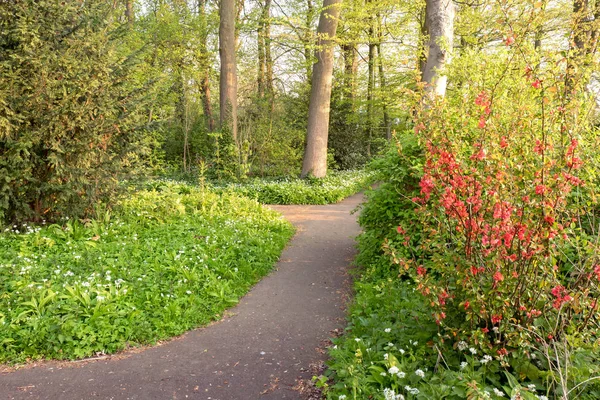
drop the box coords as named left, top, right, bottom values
left=212, top=170, right=376, bottom=205
left=0, top=182, right=294, bottom=363
left=0, top=1, right=149, bottom=224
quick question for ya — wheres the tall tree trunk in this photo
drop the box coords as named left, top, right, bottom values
left=257, top=0, right=273, bottom=99
left=301, top=0, right=342, bottom=178
left=366, top=2, right=375, bottom=156
left=257, top=3, right=266, bottom=98
left=199, top=0, right=214, bottom=132
left=566, top=0, right=593, bottom=97
left=125, top=0, right=134, bottom=27
left=376, top=16, right=390, bottom=141
left=219, top=0, right=238, bottom=142
left=422, top=0, right=455, bottom=97
left=264, top=0, right=273, bottom=97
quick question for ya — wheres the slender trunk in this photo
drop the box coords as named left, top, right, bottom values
left=422, top=0, right=455, bottom=97
left=265, top=0, right=273, bottom=97
left=219, top=0, right=238, bottom=141
left=366, top=3, right=375, bottom=156
left=198, top=0, right=214, bottom=132
left=376, top=16, right=390, bottom=141
left=257, top=3, right=266, bottom=98
left=301, top=0, right=342, bottom=178
left=341, top=43, right=358, bottom=102
left=125, top=0, right=134, bottom=27
left=304, top=0, right=315, bottom=83
left=257, top=0, right=273, bottom=99
left=418, top=6, right=428, bottom=79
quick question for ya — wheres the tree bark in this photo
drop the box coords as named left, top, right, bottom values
left=125, top=0, right=134, bottom=27
left=264, top=0, right=273, bottom=97
left=301, top=0, right=342, bottom=178
left=422, top=0, right=455, bottom=97
left=219, top=0, right=238, bottom=141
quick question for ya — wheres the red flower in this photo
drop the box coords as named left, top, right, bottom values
left=397, top=226, right=405, bottom=234
left=493, top=271, right=504, bottom=282
left=464, top=301, right=470, bottom=310
left=497, top=348, right=508, bottom=356
left=491, top=314, right=503, bottom=324
left=504, top=35, right=515, bottom=46
left=417, top=266, right=427, bottom=276
left=500, top=136, right=508, bottom=149
left=532, top=79, right=541, bottom=89
left=535, top=185, right=548, bottom=195
left=478, top=116, right=487, bottom=129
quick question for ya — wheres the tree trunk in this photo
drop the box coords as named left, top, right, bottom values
left=301, top=0, right=342, bottom=178
left=219, top=0, right=238, bottom=142
left=422, top=0, right=455, bottom=97
left=341, top=42, right=358, bottom=103
left=418, top=6, right=428, bottom=79
left=198, top=0, right=214, bottom=132
left=125, top=0, right=134, bottom=27
left=264, top=0, right=273, bottom=97
left=366, top=3, right=375, bottom=156
left=377, top=16, right=390, bottom=141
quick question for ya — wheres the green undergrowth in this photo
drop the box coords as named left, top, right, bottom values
left=0, top=182, right=294, bottom=363
left=210, top=169, right=376, bottom=205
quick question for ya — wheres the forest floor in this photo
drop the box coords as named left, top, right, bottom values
left=0, top=193, right=364, bottom=400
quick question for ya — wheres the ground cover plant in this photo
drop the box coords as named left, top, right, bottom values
left=210, top=169, right=376, bottom=205
left=0, top=182, right=294, bottom=363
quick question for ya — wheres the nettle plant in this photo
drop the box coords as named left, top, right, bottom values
left=391, top=4, right=600, bottom=396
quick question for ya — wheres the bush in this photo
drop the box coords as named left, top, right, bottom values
left=0, top=1, right=148, bottom=224
left=0, top=182, right=294, bottom=363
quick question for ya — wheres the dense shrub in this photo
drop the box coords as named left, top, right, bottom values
left=0, top=1, right=148, bottom=224
left=0, top=183, right=294, bottom=363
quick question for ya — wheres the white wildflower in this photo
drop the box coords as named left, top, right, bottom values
left=493, top=388, right=505, bottom=397
left=527, top=384, right=536, bottom=391
left=480, top=355, right=493, bottom=364
left=460, top=361, right=468, bottom=370
left=457, top=341, right=468, bottom=351
left=469, top=347, right=477, bottom=355
left=397, top=371, right=406, bottom=378
left=384, top=328, right=391, bottom=333
left=404, top=386, right=419, bottom=395
left=388, top=366, right=399, bottom=375
left=537, top=396, right=548, bottom=400
left=384, top=353, right=389, bottom=360
left=415, top=369, right=425, bottom=378
left=338, top=396, right=347, bottom=400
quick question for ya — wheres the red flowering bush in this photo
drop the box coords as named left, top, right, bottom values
left=390, top=17, right=600, bottom=371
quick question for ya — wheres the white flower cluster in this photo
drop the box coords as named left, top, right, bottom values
left=383, top=388, right=404, bottom=400
left=404, top=386, right=419, bottom=395
left=480, top=355, right=493, bottom=364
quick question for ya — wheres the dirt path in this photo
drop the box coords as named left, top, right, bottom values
left=0, top=193, right=364, bottom=400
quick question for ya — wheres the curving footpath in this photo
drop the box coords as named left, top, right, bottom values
left=0, top=193, right=364, bottom=400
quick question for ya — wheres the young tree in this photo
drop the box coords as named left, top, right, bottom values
left=422, top=0, right=455, bottom=97
left=301, top=0, right=342, bottom=178
left=219, top=0, right=238, bottom=141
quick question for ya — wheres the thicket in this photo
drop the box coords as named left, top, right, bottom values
left=0, top=1, right=150, bottom=225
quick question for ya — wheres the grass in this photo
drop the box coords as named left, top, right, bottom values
left=0, top=182, right=294, bottom=363
left=210, top=169, right=376, bottom=205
